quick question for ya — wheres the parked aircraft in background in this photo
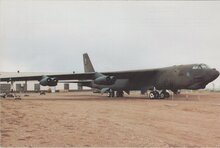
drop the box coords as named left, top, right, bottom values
left=0, top=53, right=219, bottom=99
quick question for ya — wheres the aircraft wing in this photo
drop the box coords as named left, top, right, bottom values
left=0, top=69, right=161, bottom=83
left=102, top=69, right=160, bottom=80
left=0, top=72, right=95, bottom=82
left=59, top=80, right=92, bottom=83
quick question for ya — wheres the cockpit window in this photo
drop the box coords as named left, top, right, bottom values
left=200, top=64, right=210, bottom=69
left=192, top=64, right=210, bottom=70
left=192, top=65, right=201, bottom=69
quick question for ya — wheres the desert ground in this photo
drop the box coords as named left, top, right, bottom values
left=1, top=91, right=220, bottom=147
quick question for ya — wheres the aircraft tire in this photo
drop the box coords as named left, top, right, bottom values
left=164, top=92, right=170, bottom=98
left=116, top=91, right=124, bottom=97
left=149, top=92, right=155, bottom=99
left=159, top=92, right=165, bottom=99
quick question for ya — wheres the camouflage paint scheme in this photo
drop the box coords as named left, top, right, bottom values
left=0, top=53, right=219, bottom=98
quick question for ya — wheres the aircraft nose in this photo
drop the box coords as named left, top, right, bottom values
left=205, top=69, right=220, bottom=83
left=216, top=70, right=220, bottom=78
left=212, top=69, right=219, bottom=80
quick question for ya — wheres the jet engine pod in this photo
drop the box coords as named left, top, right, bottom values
left=39, top=76, right=58, bottom=86
left=94, top=76, right=116, bottom=85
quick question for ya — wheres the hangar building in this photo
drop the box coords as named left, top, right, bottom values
left=0, top=72, right=84, bottom=93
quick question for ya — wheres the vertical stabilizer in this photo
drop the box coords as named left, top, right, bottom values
left=83, top=53, right=95, bottom=72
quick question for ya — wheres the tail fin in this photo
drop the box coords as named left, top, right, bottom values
left=83, top=53, right=95, bottom=73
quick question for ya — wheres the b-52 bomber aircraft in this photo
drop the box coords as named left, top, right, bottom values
left=0, top=53, right=219, bottom=99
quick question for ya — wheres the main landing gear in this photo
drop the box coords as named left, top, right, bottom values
left=149, top=90, right=170, bottom=99
left=108, top=90, right=124, bottom=98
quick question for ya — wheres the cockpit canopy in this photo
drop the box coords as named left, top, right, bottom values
left=192, top=64, right=210, bottom=70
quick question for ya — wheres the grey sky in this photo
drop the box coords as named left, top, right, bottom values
left=0, top=0, right=220, bottom=88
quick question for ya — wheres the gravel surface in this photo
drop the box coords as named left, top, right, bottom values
left=1, top=91, right=220, bottom=147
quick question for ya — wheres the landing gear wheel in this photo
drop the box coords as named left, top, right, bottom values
left=160, top=90, right=170, bottom=99
left=116, top=91, right=124, bottom=97
left=149, top=92, right=155, bottom=99
left=164, top=92, right=170, bottom=98
left=159, top=92, right=165, bottom=99
left=149, top=91, right=159, bottom=99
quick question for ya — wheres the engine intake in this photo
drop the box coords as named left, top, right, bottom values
left=94, top=76, right=116, bottom=85
left=39, top=76, right=58, bottom=86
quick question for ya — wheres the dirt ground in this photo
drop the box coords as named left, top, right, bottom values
left=1, top=91, right=220, bottom=147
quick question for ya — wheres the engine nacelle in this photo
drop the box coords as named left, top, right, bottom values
left=94, top=76, right=116, bottom=85
left=39, top=76, right=58, bottom=86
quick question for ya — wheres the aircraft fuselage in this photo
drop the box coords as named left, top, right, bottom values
left=90, top=64, right=219, bottom=92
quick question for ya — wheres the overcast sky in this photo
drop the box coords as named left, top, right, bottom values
left=0, top=0, right=220, bottom=87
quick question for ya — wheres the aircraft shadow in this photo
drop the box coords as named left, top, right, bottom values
left=16, top=94, right=156, bottom=101
left=3, top=94, right=194, bottom=101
